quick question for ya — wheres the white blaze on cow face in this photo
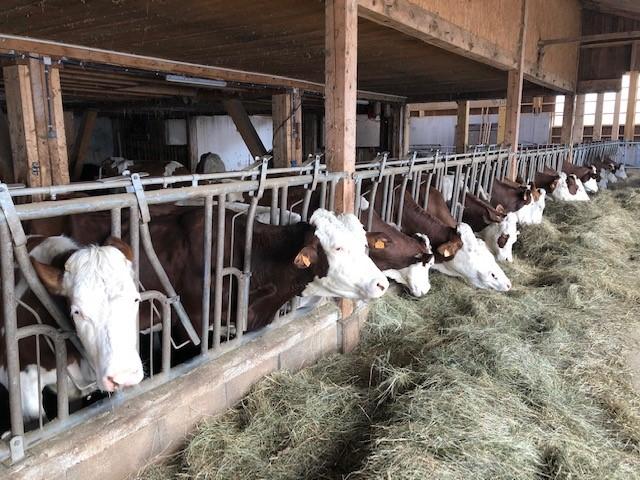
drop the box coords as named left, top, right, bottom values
left=615, top=164, right=628, bottom=179
left=301, top=210, right=389, bottom=300
left=479, top=212, right=519, bottom=263
left=46, top=244, right=144, bottom=393
left=516, top=188, right=546, bottom=225
left=582, top=177, right=598, bottom=193
left=570, top=176, right=591, bottom=201
left=383, top=233, right=434, bottom=297
left=432, top=223, right=512, bottom=291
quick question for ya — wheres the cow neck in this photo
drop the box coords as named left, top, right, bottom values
left=401, top=192, right=456, bottom=249
left=463, top=194, right=501, bottom=232
left=364, top=209, right=424, bottom=271
left=248, top=221, right=327, bottom=328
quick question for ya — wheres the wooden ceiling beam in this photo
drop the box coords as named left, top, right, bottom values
left=0, top=34, right=406, bottom=103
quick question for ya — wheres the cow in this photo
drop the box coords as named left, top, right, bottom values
left=489, top=178, right=546, bottom=225
left=462, top=193, right=519, bottom=263
left=196, top=153, right=226, bottom=174
left=534, top=170, right=588, bottom=201
left=0, top=235, right=143, bottom=422
left=244, top=187, right=436, bottom=297
left=395, top=190, right=511, bottom=291
left=483, top=179, right=536, bottom=220
left=562, top=161, right=598, bottom=193
left=101, top=158, right=190, bottom=179
left=36, top=206, right=390, bottom=341
left=412, top=184, right=519, bottom=262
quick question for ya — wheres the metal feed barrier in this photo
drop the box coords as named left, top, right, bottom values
left=0, top=141, right=625, bottom=463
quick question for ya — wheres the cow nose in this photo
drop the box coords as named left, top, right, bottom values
left=103, top=367, right=143, bottom=392
left=102, top=376, right=119, bottom=392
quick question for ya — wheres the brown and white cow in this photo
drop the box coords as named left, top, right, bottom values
left=462, top=193, right=519, bottom=263
left=38, top=206, right=389, bottom=340
left=395, top=191, right=511, bottom=291
left=562, top=161, right=598, bottom=193
left=1, top=236, right=143, bottom=421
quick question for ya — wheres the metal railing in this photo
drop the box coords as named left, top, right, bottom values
left=0, top=141, right=626, bottom=463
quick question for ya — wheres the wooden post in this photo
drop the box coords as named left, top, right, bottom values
left=326, top=0, right=358, bottom=328
left=222, top=99, right=268, bottom=159
left=45, top=65, right=70, bottom=184
left=496, top=104, right=507, bottom=144
left=455, top=100, right=470, bottom=153
left=572, top=94, right=585, bottom=144
left=402, top=104, right=411, bottom=156
left=272, top=89, right=302, bottom=168
left=505, top=0, right=528, bottom=180
left=560, top=94, right=575, bottom=144
left=625, top=72, right=639, bottom=141
left=592, top=93, right=604, bottom=141
left=187, top=116, right=199, bottom=172
left=325, top=0, right=357, bottom=214
left=3, top=63, right=41, bottom=187
left=611, top=91, right=622, bottom=140
left=390, top=104, right=403, bottom=158
left=71, top=109, right=98, bottom=180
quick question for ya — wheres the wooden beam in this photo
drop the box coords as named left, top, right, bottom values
left=612, top=90, right=622, bottom=140
left=540, top=30, right=640, bottom=48
left=572, top=94, right=585, bottom=144
left=3, top=64, right=41, bottom=187
left=71, top=109, right=98, bottom=181
left=577, top=78, right=622, bottom=94
left=409, top=99, right=506, bottom=112
left=47, top=66, right=70, bottom=184
left=592, top=93, right=604, bottom=141
left=0, top=110, right=14, bottom=182
left=358, top=0, right=574, bottom=93
left=222, top=99, right=268, bottom=159
left=272, top=89, right=302, bottom=168
left=497, top=104, right=507, bottom=144
left=506, top=0, right=528, bottom=180
left=455, top=100, right=470, bottom=154
left=390, top=104, right=403, bottom=158
left=27, top=58, right=53, bottom=187
left=187, top=116, right=199, bottom=172
left=325, top=0, right=358, bottom=214
left=624, top=71, right=638, bottom=141
left=402, top=104, right=411, bottom=156
left=0, top=34, right=406, bottom=104
left=560, top=94, right=575, bottom=145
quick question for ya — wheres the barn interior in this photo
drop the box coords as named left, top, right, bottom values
left=2, top=1, right=640, bottom=478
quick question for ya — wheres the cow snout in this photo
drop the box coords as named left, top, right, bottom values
left=366, top=277, right=389, bottom=298
left=102, top=367, right=143, bottom=392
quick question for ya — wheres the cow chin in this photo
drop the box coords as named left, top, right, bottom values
left=301, top=273, right=389, bottom=300
left=383, top=263, right=432, bottom=297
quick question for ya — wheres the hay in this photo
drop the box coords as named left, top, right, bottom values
left=138, top=185, right=640, bottom=480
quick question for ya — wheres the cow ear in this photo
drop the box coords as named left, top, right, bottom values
left=32, top=259, right=65, bottom=296
left=436, top=239, right=462, bottom=259
left=495, top=204, right=506, bottom=214
left=523, top=189, right=531, bottom=202
left=104, top=236, right=134, bottom=262
left=294, top=245, right=318, bottom=269
left=366, top=232, right=392, bottom=250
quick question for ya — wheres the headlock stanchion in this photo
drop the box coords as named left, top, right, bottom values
left=0, top=142, right=625, bottom=463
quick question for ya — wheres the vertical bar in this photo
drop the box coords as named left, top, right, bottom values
left=280, top=185, right=289, bottom=225
left=0, top=221, right=24, bottom=437
left=110, top=208, right=121, bottom=239
left=161, top=299, right=171, bottom=374
left=270, top=187, right=279, bottom=225
left=54, top=336, right=69, bottom=421
left=213, top=194, right=226, bottom=350
left=200, top=195, right=213, bottom=354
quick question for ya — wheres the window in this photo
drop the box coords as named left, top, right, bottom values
left=602, top=92, right=616, bottom=126
left=553, top=95, right=565, bottom=128
left=583, top=93, right=597, bottom=126
left=620, top=74, right=629, bottom=125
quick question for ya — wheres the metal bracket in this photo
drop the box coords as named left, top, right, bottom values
left=0, top=184, right=27, bottom=247
left=249, top=157, right=269, bottom=200
left=9, top=435, right=24, bottom=463
left=167, top=295, right=180, bottom=305
left=130, top=173, right=151, bottom=224
left=307, top=154, right=321, bottom=191
left=404, top=151, right=417, bottom=178
left=377, top=152, right=389, bottom=182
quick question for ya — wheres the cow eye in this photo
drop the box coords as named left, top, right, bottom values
left=335, top=246, right=343, bottom=252
left=134, top=297, right=141, bottom=303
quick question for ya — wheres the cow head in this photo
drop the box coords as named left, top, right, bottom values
left=32, top=237, right=143, bottom=393
left=377, top=232, right=435, bottom=297
left=566, top=174, right=590, bottom=201
left=581, top=166, right=599, bottom=193
left=615, top=164, right=628, bottom=180
left=433, top=223, right=511, bottom=291
left=515, top=185, right=546, bottom=225
left=298, top=210, right=389, bottom=300
left=479, top=212, right=519, bottom=263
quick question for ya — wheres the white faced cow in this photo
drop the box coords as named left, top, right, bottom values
left=0, top=235, right=143, bottom=422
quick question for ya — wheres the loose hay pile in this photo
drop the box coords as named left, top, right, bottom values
left=138, top=184, right=640, bottom=480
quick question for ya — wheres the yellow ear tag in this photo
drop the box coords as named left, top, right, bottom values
left=374, top=239, right=386, bottom=249
left=301, top=255, right=311, bottom=267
